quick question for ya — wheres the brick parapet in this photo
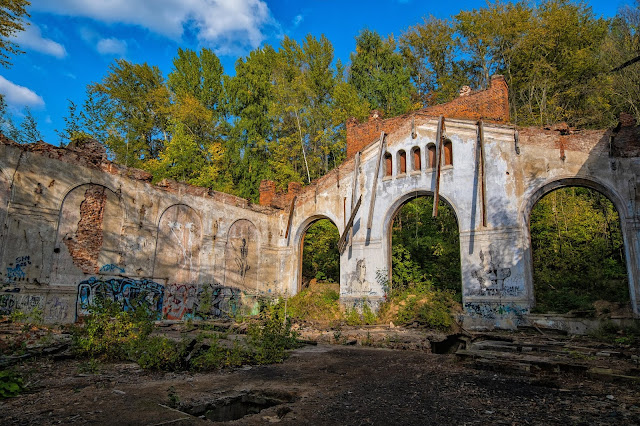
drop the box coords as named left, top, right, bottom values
left=346, top=75, right=510, bottom=160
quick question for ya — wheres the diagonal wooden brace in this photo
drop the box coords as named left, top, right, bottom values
left=338, top=195, right=362, bottom=254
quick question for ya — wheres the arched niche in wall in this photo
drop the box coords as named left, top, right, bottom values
left=427, top=143, right=436, bottom=168
left=411, top=146, right=421, bottom=171
left=384, top=152, right=393, bottom=177
left=444, top=140, right=453, bottom=166
left=51, top=183, right=124, bottom=284
left=398, top=150, right=407, bottom=174
left=224, top=219, right=259, bottom=291
left=153, top=204, right=202, bottom=283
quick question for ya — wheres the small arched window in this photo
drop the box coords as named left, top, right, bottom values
left=398, top=150, right=407, bottom=174
left=384, top=152, right=393, bottom=177
left=444, top=140, right=453, bottom=166
left=427, top=143, right=436, bottom=168
left=411, top=147, right=421, bottom=171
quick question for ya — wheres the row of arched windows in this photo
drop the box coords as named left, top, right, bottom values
left=384, top=141, right=453, bottom=177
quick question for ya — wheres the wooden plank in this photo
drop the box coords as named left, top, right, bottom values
left=432, top=116, right=444, bottom=217
left=367, top=132, right=386, bottom=230
left=284, top=195, right=297, bottom=240
left=478, top=120, right=487, bottom=227
left=338, top=195, right=362, bottom=254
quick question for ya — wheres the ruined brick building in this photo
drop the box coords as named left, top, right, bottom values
left=1, top=75, right=638, bottom=330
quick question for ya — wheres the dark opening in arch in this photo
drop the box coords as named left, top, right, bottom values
left=300, top=218, right=340, bottom=290
left=530, top=186, right=630, bottom=314
left=389, top=195, right=461, bottom=300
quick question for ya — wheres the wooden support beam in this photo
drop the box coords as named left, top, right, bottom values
left=349, top=152, right=360, bottom=247
left=367, top=132, right=386, bottom=230
left=478, top=120, right=487, bottom=227
left=284, top=195, right=297, bottom=240
left=338, top=195, right=362, bottom=254
left=432, top=116, right=445, bottom=218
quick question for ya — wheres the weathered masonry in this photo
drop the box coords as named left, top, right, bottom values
left=1, top=76, right=639, bottom=329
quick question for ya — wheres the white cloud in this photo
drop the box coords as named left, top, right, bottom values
left=31, top=0, right=275, bottom=51
left=0, top=76, right=45, bottom=108
left=13, top=21, right=67, bottom=58
left=293, top=15, right=303, bottom=27
left=96, top=38, right=127, bottom=56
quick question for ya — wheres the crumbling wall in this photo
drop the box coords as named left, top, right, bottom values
left=0, top=138, right=284, bottom=323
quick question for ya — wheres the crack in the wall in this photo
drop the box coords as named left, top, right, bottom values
left=64, top=186, right=106, bottom=274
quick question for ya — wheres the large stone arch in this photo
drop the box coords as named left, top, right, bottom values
left=51, top=183, right=124, bottom=285
left=152, top=204, right=202, bottom=283
left=520, top=176, right=638, bottom=314
left=293, top=214, right=341, bottom=294
left=381, top=189, right=462, bottom=293
left=224, top=219, right=259, bottom=291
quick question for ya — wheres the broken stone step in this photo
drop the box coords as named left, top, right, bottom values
left=456, top=349, right=590, bottom=374
left=587, top=367, right=640, bottom=383
left=470, top=358, right=537, bottom=375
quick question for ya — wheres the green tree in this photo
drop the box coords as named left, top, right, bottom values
left=225, top=46, right=277, bottom=200
left=349, top=29, right=415, bottom=116
left=302, top=219, right=340, bottom=283
left=605, top=1, right=640, bottom=122
left=88, top=60, right=171, bottom=167
left=530, top=187, right=629, bottom=313
left=391, top=197, right=461, bottom=297
left=400, top=15, right=464, bottom=105
left=19, top=106, right=41, bottom=143
left=0, top=0, right=29, bottom=67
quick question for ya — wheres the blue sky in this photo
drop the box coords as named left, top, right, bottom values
left=0, top=0, right=630, bottom=145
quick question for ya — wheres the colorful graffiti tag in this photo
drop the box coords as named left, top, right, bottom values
left=163, top=283, right=198, bottom=320
left=76, top=277, right=165, bottom=319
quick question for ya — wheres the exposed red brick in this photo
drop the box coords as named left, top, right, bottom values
left=259, top=180, right=276, bottom=206
left=346, top=75, right=510, bottom=159
left=64, top=185, right=106, bottom=274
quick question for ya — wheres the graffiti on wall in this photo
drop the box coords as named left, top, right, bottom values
left=163, top=283, right=198, bottom=320
left=343, top=259, right=372, bottom=296
left=44, top=296, right=71, bottom=322
left=154, top=205, right=202, bottom=283
left=206, top=285, right=244, bottom=318
left=76, top=277, right=165, bottom=319
left=469, top=246, right=520, bottom=297
left=163, top=283, right=248, bottom=320
left=99, top=264, right=125, bottom=274
left=224, top=220, right=258, bottom=290
left=0, top=293, right=43, bottom=315
left=6, top=255, right=31, bottom=281
left=464, top=302, right=528, bottom=320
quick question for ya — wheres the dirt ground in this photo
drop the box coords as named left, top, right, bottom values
left=2, top=337, right=640, bottom=426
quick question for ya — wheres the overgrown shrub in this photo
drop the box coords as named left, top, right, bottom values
left=134, top=336, right=191, bottom=371
left=248, top=301, right=299, bottom=364
left=379, top=282, right=457, bottom=330
left=73, top=298, right=154, bottom=360
left=285, top=287, right=342, bottom=324
left=0, top=369, right=23, bottom=399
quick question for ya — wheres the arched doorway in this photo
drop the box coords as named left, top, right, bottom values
left=388, top=195, right=461, bottom=300
left=298, top=217, right=340, bottom=292
left=529, top=186, right=630, bottom=314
